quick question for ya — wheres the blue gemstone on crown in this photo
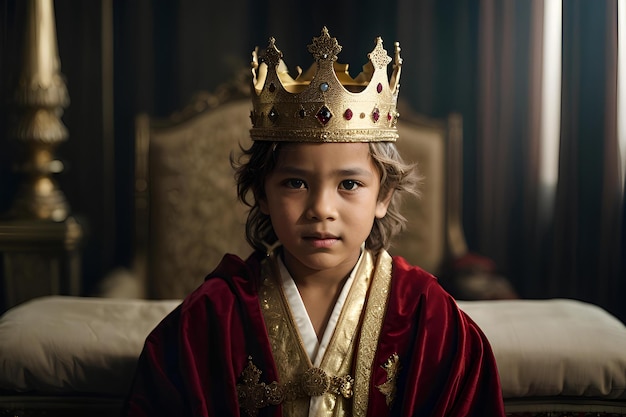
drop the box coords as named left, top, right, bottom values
left=320, top=82, right=329, bottom=92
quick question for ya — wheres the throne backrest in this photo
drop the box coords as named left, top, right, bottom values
left=393, top=108, right=466, bottom=274
left=134, top=89, right=467, bottom=299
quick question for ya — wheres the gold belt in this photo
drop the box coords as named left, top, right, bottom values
left=237, top=359, right=354, bottom=416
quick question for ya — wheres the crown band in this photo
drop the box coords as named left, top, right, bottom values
left=250, top=27, right=402, bottom=143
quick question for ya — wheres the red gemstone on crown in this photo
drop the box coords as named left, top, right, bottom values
left=387, top=112, right=392, bottom=121
left=344, top=109, right=353, bottom=120
left=372, top=108, right=380, bottom=122
left=316, top=106, right=332, bottom=125
left=377, top=83, right=383, bottom=93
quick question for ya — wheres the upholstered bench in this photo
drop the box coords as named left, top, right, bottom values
left=1, top=295, right=625, bottom=416
left=459, top=298, right=626, bottom=415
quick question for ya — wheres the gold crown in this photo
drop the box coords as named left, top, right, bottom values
left=250, top=27, right=402, bottom=142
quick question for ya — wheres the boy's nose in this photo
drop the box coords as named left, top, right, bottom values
left=306, top=188, right=337, bottom=220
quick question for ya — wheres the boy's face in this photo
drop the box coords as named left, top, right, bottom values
left=260, top=142, right=391, bottom=280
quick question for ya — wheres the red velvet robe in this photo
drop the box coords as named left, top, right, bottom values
left=123, top=250, right=505, bottom=416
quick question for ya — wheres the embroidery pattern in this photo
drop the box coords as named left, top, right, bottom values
left=376, top=353, right=401, bottom=407
left=259, top=250, right=368, bottom=416
left=353, top=251, right=393, bottom=416
left=236, top=357, right=354, bottom=417
left=237, top=357, right=266, bottom=417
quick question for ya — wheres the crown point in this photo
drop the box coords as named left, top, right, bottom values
left=394, top=42, right=403, bottom=67
left=264, top=37, right=283, bottom=67
left=368, top=38, right=392, bottom=70
left=308, top=27, right=342, bottom=62
left=251, top=48, right=259, bottom=69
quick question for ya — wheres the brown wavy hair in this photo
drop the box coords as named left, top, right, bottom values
left=231, top=141, right=421, bottom=252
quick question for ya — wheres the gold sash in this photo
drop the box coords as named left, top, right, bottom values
left=238, top=249, right=392, bottom=417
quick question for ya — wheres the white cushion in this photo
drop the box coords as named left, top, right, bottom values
left=0, top=296, right=179, bottom=395
left=458, top=298, right=626, bottom=399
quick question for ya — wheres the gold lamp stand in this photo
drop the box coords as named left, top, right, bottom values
left=0, top=0, right=83, bottom=312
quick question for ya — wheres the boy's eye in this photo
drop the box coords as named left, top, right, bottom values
left=340, top=180, right=359, bottom=190
left=285, top=179, right=306, bottom=189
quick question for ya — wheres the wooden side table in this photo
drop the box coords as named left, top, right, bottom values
left=0, top=216, right=83, bottom=312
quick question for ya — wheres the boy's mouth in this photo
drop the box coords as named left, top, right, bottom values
left=303, top=233, right=340, bottom=248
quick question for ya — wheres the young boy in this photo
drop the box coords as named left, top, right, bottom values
left=123, top=27, right=505, bottom=417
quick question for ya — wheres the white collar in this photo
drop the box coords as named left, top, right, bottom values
left=277, top=250, right=363, bottom=366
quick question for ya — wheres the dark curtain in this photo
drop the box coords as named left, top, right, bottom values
left=474, top=0, right=624, bottom=322
left=475, top=0, right=543, bottom=287
left=551, top=0, right=622, bottom=316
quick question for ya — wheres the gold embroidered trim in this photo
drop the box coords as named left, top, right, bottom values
left=352, top=250, right=393, bottom=416
left=260, top=249, right=374, bottom=416
left=236, top=358, right=354, bottom=417
left=376, top=353, right=401, bottom=407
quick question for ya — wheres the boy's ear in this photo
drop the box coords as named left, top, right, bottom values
left=375, top=189, right=394, bottom=219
